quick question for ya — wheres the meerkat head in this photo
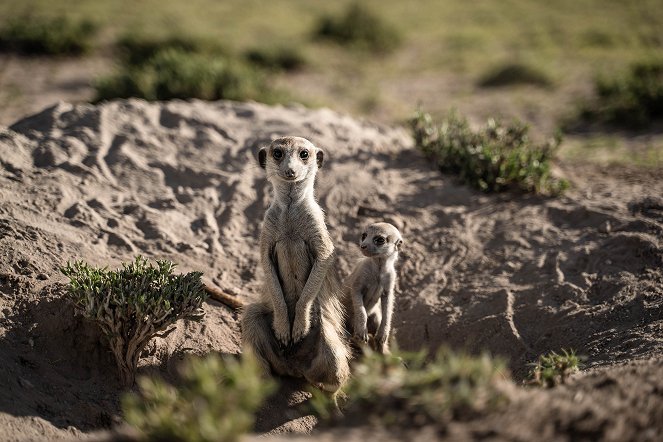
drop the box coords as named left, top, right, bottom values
left=258, top=136, right=323, bottom=184
left=359, top=222, right=403, bottom=258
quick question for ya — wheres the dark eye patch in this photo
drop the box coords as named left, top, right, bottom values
left=299, top=150, right=309, bottom=160
left=374, top=236, right=386, bottom=246
left=361, top=232, right=367, bottom=241
left=273, top=148, right=283, bottom=160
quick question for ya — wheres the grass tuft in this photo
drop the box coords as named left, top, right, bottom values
left=0, top=15, right=97, bottom=56
left=528, top=349, right=580, bottom=388
left=311, top=347, right=508, bottom=428
left=61, top=256, right=207, bottom=387
left=577, top=59, right=663, bottom=129
left=478, top=62, right=554, bottom=88
left=410, top=109, right=568, bottom=194
left=314, top=2, right=401, bottom=53
left=123, top=352, right=274, bottom=442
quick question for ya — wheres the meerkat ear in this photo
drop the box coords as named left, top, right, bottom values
left=396, top=238, right=403, bottom=249
left=316, top=148, right=324, bottom=168
left=258, top=147, right=267, bottom=169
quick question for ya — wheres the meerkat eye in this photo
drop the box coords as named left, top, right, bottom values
left=361, top=232, right=367, bottom=241
left=374, top=236, right=386, bottom=246
left=273, top=148, right=283, bottom=160
left=299, top=150, right=309, bottom=160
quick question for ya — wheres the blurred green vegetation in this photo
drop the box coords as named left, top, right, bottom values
left=311, top=347, right=508, bottom=428
left=95, top=32, right=287, bottom=103
left=314, top=2, right=401, bottom=53
left=0, top=15, right=96, bottom=55
left=1, top=0, right=658, bottom=65
left=411, top=109, right=568, bottom=194
left=478, top=62, right=554, bottom=89
left=244, top=45, right=307, bottom=71
left=95, top=45, right=279, bottom=103
left=124, top=352, right=274, bottom=442
left=0, top=0, right=661, bottom=166
left=115, top=33, right=227, bottom=66
left=577, top=59, right=663, bottom=129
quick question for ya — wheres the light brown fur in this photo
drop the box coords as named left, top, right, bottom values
left=241, top=136, right=350, bottom=392
left=343, top=222, right=402, bottom=354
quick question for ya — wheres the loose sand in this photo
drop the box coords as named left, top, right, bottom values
left=0, top=99, right=661, bottom=441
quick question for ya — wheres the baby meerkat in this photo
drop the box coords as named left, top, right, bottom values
left=343, top=222, right=402, bottom=354
left=242, top=136, right=350, bottom=394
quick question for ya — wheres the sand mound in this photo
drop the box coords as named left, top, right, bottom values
left=0, top=99, right=661, bottom=440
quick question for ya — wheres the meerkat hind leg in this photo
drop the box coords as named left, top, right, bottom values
left=304, top=316, right=350, bottom=394
left=242, top=303, right=296, bottom=377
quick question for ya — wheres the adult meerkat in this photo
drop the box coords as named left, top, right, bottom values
left=344, top=222, right=402, bottom=354
left=241, top=136, right=350, bottom=393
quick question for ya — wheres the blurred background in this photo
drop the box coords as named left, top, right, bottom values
left=0, top=0, right=661, bottom=168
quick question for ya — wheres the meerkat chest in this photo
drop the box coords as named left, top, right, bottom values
left=361, top=273, right=384, bottom=310
left=273, top=227, right=314, bottom=297
left=267, top=204, right=321, bottom=298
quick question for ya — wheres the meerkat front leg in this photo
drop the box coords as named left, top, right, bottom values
left=352, top=285, right=369, bottom=343
left=291, top=236, right=335, bottom=342
left=375, top=273, right=396, bottom=354
left=261, top=231, right=290, bottom=345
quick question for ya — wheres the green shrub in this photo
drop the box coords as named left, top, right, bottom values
left=61, top=256, right=207, bottom=387
left=579, top=59, right=663, bottom=128
left=314, top=2, right=401, bottom=53
left=94, top=48, right=274, bottom=102
left=116, top=33, right=226, bottom=66
left=410, top=109, right=568, bottom=194
left=311, top=347, right=508, bottom=427
left=123, top=352, right=274, bottom=442
left=478, top=62, right=553, bottom=88
left=528, top=349, right=580, bottom=388
left=0, top=15, right=97, bottom=55
left=245, top=45, right=307, bottom=71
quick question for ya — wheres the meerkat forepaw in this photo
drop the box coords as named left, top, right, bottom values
left=272, top=317, right=291, bottom=345
left=354, top=323, right=368, bottom=343
left=375, top=335, right=390, bottom=354
left=378, top=342, right=391, bottom=355
left=291, top=317, right=310, bottom=342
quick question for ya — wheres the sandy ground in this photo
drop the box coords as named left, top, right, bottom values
left=0, top=99, right=662, bottom=441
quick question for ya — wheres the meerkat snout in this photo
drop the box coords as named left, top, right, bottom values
left=359, top=222, right=403, bottom=258
left=258, top=136, right=324, bottom=183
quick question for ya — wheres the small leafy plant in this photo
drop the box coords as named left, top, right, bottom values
left=311, top=347, right=508, bottom=428
left=61, top=256, right=207, bottom=387
left=577, top=59, right=663, bottom=129
left=528, top=349, right=580, bottom=388
left=410, top=109, right=568, bottom=194
left=314, top=2, right=401, bottom=53
left=0, top=15, right=97, bottom=55
left=123, top=352, right=274, bottom=442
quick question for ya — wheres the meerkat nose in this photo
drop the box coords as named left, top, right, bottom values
left=285, top=168, right=295, bottom=178
left=360, top=244, right=367, bottom=249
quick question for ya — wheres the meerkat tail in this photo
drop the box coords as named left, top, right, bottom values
left=204, top=283, right=244, bottom=310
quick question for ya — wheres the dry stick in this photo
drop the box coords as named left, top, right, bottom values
left=204, top=283, right=244, bottom=310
